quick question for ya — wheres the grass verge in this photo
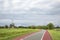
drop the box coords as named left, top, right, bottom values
left=48, top=29, right=60, bottom=40
left=0, top=28, right=39, bottom=40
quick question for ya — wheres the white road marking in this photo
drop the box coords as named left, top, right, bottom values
left=41, top=30, right=46, bottom=40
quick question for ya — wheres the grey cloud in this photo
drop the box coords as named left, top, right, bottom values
left=0, top=14, right=26, bottom=20
left=47, top=2, right=60, bottom=15
left=0, top=0, right=60, bottom=26
left=0, top=15, right=60, bottom=26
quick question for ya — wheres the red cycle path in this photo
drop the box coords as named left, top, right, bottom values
left=42, top=30, right=52, bottom=40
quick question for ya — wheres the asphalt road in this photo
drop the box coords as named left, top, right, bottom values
left=23, top=30, right=46, bottom=40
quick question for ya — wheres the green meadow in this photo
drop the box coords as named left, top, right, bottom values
left=48, top=29, right=60, bottom=40
left=0, top=28, right=39, bottom=40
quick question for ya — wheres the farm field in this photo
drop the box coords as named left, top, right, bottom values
left=48, top=29, right=60, bottom=40
left=0, top=28, right=39, bottom=40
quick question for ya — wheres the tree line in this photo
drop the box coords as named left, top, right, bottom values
left=0, top=23, right=60, bottom=29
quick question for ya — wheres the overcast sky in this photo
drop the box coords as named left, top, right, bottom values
left=0, top=0, right=60, bottom=26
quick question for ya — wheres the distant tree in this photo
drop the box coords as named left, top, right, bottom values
left=18, top=26, right=24, bottom=28
left=5, top=25, right=8, bottom=28
left=31, top=25, right=36, bottom=29
left=55, top=26, right=60, bottom=29
left=36, top=26, right=42, bottom=29
left=10, top=23, right=16, bottom=28
left=41, top=26, right=48, bottom=29
left=10, top=24, right=13, bottom=28
left=28, top=26, right=32, bottom=29
left=27, top=25, right=36, bottom=29
left=0, top=26, right=5, bottom=28
left=56, top=26, right=60, bottom=28
left=47, top=23, right=54, bottom=29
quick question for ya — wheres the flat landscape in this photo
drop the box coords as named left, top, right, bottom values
left=48, top=29, right=60, bottom=40
left=0, top=28, right=39, bottom=40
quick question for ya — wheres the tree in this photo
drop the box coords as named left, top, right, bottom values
left=31, top=25, right=36, bottom=29
left=56, top=26, right=59, bottom=28
left=10, top=23, right=15, bottom=28
left=27, top=25, right=36, bottom=29
left=5, top=25, right=8, bottom=28
left=18, top=26, right=24, bottom=28
left=0, top=26, right=4, bottom=28
left=47, top=23, right=54, bottom=29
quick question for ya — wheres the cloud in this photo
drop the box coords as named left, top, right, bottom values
left=46, top=1, right=60, bottom=15
left=0, top=0, right=59, bottom=15
left=0, top=19, right=11, bottom=25
left=0, top=14, right=60, bottom=26
left=0, top=0, right=60, bottom=26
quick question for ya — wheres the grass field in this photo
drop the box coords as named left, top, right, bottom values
left=0, top=28, right=39, bottom=40
left=48, top=29, right=60, bottom=40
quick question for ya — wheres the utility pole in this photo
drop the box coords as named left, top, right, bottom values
left=9, top=0, right=15, bottom=28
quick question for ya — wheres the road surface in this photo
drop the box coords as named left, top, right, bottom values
left=23, top=30, right=45, bottom=40
left=14, top=30, right=52, bottom=40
